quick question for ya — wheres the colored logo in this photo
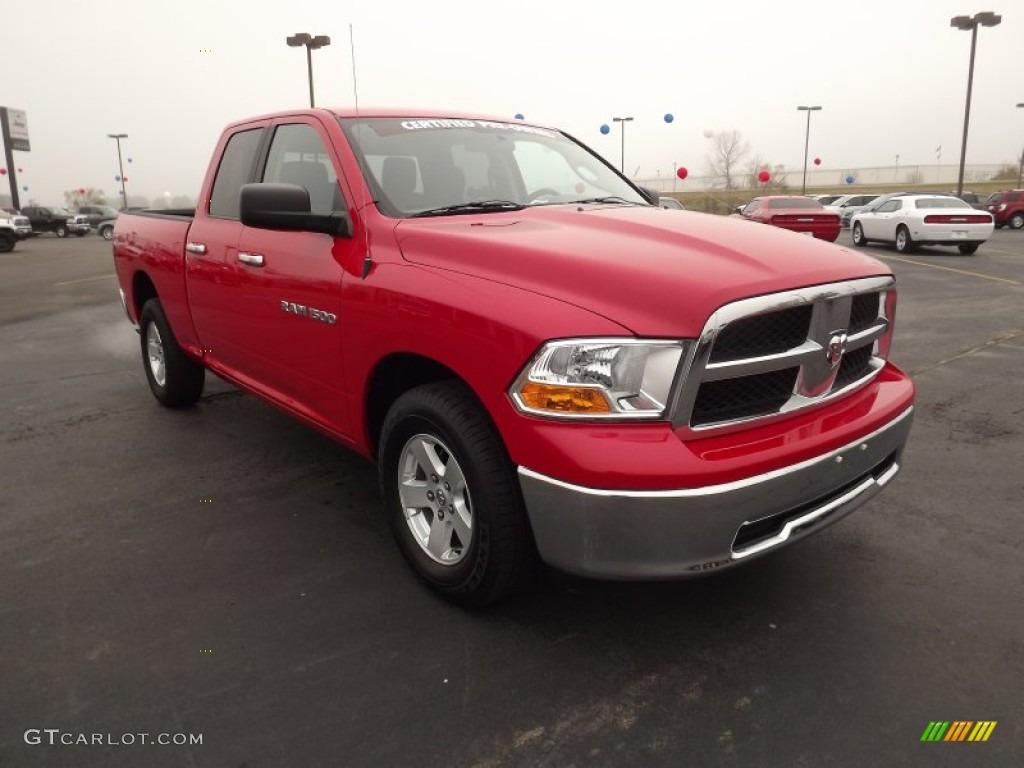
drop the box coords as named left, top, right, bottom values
left=921, top=721, right=996, bottom=742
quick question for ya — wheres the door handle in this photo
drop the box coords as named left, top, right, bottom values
left=238, top=252, right=265, bottom=267
left=185, top=242, right=207, bottom=255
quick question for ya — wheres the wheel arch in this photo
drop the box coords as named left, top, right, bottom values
left=364, top=352, right=488, bottom=460
left=131, top=270, right=159, bottom=322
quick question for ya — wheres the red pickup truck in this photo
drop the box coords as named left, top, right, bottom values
left=113, top=109, right=915, bottom=606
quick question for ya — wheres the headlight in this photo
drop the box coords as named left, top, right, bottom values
left=509, top=338, right=687, bottom=419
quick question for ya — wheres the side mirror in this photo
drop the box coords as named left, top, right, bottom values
left=637, top=186, right=660, bottom=206
left=240, top=183, right=351, bottom=237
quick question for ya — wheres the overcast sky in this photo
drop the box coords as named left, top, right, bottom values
left=1, top=0, right=1020, bottom=204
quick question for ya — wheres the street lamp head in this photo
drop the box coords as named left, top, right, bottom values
left=951, top=12, right=1002, bottom=29
left=1017, top=103, right=1024, bottom=108
left=797, top=105, right=822, bottom=112
left=612, top=116, right=634, bottom=123
left=107, top=133, right=127, bottom=139
left=287, top=33, right=312, bottom=46
left=309, top=35, right=331, bottom=49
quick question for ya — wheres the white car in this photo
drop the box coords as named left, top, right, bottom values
left=659, top=196, right=685, bottom=210
left=850, top=193, right=994, bottom=255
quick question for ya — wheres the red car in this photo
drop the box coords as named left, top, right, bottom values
left=735, top=196, right=842, bottom=242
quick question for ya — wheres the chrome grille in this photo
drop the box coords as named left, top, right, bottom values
left=672, top=276, right=894, bottom=433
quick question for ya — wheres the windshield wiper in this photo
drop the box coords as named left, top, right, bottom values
left=411, top=200, right=525, bottom=217
left=572, top=196, right=638, bottom=206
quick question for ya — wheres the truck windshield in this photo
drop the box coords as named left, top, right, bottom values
left=339, top=117, right=647, bottom=217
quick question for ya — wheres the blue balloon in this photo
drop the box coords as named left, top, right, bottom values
left=514, top=113, right=524, bottom=120
left=23, top=185, right=28, bottom=191
left=127, top=158, right=133, bottom=163
left=664, top=113, right=674, bottom=123
left=845, top=175, right=855, bottom=184
left=115, top=175, right=121, bottom=181
left=600, top=124, right=610, bottom=135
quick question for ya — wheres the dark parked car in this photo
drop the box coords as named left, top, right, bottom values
left=956, top=192, right=987, bottom=210
left=20, top=206, right=90, bottom=237
left=77, top=204, right=121, bottom=228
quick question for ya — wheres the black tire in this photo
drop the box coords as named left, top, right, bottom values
left=139, top=298, right=205, bottom=408
left=1009, top=212, right=1024, bottom=230
left=54, top=225, right=68, bottom=238
left=958, top=244, right=979, bottom=255
left=0, top=232, right=15, bottom=253
left=894, top=225, right=915, bottom=254
left=379, top=381, right=535, bottom=607
left=99, top=225, right=114, bottom=241
left=851, top=222, right=868, bottom=247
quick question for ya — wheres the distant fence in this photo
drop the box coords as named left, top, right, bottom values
left=641, top=163, right=1013, bottom=193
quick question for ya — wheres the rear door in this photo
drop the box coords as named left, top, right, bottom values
left=185, top=123, right=268, bottom=374
left=232, top=118, right=358, bottom=434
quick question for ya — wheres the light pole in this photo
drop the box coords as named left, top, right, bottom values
left=895, top=154, right=900, bottom=183
left=286, top=33, right=331, bottom=108
left=612, top=116, right=634, bottom=173
left=1017, top=103, right=1024, bottom=188
left=797, top=105, right=821, bottom=195
left=107, top=133, right=128, bottom=209
left=951, top=12, right=1001, bottom=197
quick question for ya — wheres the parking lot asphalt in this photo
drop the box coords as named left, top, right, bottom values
left=1, top=229, right=1022, bottom=767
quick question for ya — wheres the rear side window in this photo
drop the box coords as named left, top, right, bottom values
left=209, top=128, right=263, bottom=219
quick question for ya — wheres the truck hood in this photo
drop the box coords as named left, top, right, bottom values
left=392, top=205, right=889, bottom=336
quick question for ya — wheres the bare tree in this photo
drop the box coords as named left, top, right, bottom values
left=63, top=188, right=107, bottom=210
left=705, top=130, right=751, bottom=191
left=742, top=157, right=790, bottom=192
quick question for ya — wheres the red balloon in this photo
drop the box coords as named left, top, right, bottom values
left=122, top=177, right=128, bottom=182
left=17, top=168, right=23, bottom=173
left=0, top=168, right=6, bottom=175
left=757, top=170, right=770, bottom=183
left=813, top=157, right=821, bottom=166
left=676, top=166, right=688, bottom=180
left=78, top=188, right=86, bottom=194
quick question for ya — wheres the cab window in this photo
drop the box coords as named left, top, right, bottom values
left=262, top=123, right=344, bottom=215
left=209, top=128, right=264, bottom=219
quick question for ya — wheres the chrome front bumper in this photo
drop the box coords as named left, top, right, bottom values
left=518, top=407, right=913, bottom=579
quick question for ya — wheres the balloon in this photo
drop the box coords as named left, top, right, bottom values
left=813, top=157, right=821, bottom=166
left=115, top=175, right=121, bottom=181
left=0, top=168, right=6, bottom=175
left=676, top=167, right=688, bottom=180
left=514, top=113, right=524, bottom=120
left=575, top=182, right=585, bottom=193
left=846, top=175, right=855, bottom=184
left=17, top=167, right=23, bottom=173
left=127, top=158, right=133, bottom=163
left=23, top=186, right=28, bottom=191
left=600, top=124, right=610, bottom=135
left=123, top=177, right=128, bottom=182
left=78, top=188, right=86, bottom=194
left=664, top=113, right=674, bottom=123
left=758, top=170, right=770, bottom=183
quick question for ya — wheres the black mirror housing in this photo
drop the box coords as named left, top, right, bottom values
left=240, top=183, right=352, bottom=237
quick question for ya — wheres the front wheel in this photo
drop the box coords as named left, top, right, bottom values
left=1009, top=212, right=1024, bottom=230
left=851, top=222, right=868, bottom=247
left=99, top=225, right=114, bottom=241
left=379, top=381, right=535, bottom=607
left=139, top=298, right=205, bottom=407
left=0, top=233, right=15, bottom=253
left=958, top=244, right=979, bottom=255
left=54, top=225, right=68, bottom=238
left=895, top=225, right=915, bottom=254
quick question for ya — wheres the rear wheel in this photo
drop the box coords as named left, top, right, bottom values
left=851, top=222, right=868, bottom=247
left=379, top=381, right=535, bottom=607
left=1009, top=212, right=1024, bottom=230
left=99, top=224, right=114, bottom=241
left=958, top=244, right=979, bottom=255
left=139, top=298, right=205, bottom=407
left=54, top=225, right=68, bottom=238
left=894, top=225, right=914, bottom=254
left=0, top=232, right=15, bottom=253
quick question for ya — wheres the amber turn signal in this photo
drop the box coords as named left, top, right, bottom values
left=518, top=382, right=612, bottom=413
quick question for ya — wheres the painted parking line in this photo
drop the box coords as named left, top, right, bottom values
left=54, top=274, right=117, bottom=287
left=873, top=254, right=1021, bottom=285
left=982, top=247, right=1024, bottom=258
